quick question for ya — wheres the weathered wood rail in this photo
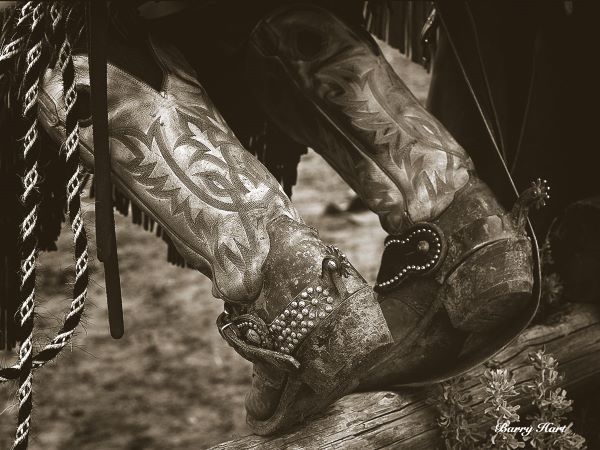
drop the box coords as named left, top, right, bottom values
left=212, top=304, right=600, bottom=449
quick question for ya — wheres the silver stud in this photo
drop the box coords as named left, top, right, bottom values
left=291, top=301, right=298, bottom=308
left=291, top=332, right=297, bottom=338
left=307, top=287, right=314, bottom=294
left=308, top=321, right=314, bottom=328
left=297, top=314, right=303, bottom=320
left=288, top=343, right=294, bottom=349
left=302, top=308, right=309, bottom=315
left=309, top=312, right=316, bottom=319
left=299, top=301, right=306, bottom=308
left=291, top=310, right=297, bottom=316
left=284, top=328, right=291, bottom=334
left=323, top=289, right=329, bottom=296
left=278, top=336, right=283, bottom=341
left=296, top=332, right=303, bottom=339
left=246, top=329, right=261, bottom=344
left=291, top=321, right=297, bottom=327
left=316, top=286, right=322, bottom=293
left=326, top=297, right=333, bottom=304
left=311, top=299, right=318, bottom=306
left=327, top=260, right=338, bottom=270
left=301, top=328, right=308, bottom=333
left=325, top=305, right=333, bottom=312
left=301, top=321, right=307, bottom=327
left=318, top=312, right=326, bottom=319
left=284, top=310, right=290, bottom=316
left=301, top=292, right=308, bottom=299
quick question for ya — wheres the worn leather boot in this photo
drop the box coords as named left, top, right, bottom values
left=246, top=4, right=543, bottom=386
left=37, top=35, right=391, bottom=432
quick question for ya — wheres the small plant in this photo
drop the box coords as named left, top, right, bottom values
left=437, top=376, right=482, bottom=450
left=436, top=350, right=587, bottom=449
left=524, top=349, right=587, bottom=449
left=482, top=368, right=524, bottom=449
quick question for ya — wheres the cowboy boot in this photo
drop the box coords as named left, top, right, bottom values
left=37, top=33, right=391, bottom=432
left=246, top=4, right=544, bottom=386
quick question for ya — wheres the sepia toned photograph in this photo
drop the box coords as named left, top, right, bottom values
left=0, top=1, right=597, bottom=449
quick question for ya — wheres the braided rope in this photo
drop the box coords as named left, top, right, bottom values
left=0, top=4, right=90, bottom=449
left=0, top=4, right=90, bottom=385
left=0, top=2, right=34, bottom=65
left=33, top=6, right=89, bottom=365
left=12, top=4, right=45, bottom=449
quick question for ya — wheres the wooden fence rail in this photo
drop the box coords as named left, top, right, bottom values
left=213, top=304, right=600, bottom=449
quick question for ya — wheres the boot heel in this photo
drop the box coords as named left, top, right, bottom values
left=440, top=237, right=534, bottom=333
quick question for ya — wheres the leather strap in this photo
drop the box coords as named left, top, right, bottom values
left=87, top=1, right=124, bottom=339
left=217, top=312, right=301, bottom=372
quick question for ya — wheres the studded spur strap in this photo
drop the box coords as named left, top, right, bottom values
left=375, top=222, right=447, bottom=293
left=218, top=247, right=353, bottom=363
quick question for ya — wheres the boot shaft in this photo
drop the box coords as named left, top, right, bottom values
left=38, top=37, right=301, bottom=305
left=246, top=5, right=474, bottom=234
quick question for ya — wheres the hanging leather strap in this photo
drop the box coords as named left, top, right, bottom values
left=87, top=0, right=124, bottom=339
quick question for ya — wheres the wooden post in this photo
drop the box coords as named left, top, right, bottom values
left=212, top=304, right=600, bottom=449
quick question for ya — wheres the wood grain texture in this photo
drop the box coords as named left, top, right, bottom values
left=212, top=304, right=600, bottom=449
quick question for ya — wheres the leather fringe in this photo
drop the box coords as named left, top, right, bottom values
left=246, top=121, right=307, bottom=199
left=89, top=180, right=190, bottom=268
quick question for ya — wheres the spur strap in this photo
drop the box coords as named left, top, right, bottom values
left=218, top=247, right=354, bottom=367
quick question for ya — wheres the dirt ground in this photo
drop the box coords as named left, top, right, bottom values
left=0, top=43, right=430, bottom=449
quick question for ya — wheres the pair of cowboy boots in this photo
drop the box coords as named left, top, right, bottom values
left=245, top=4, right=542, bottom=388
left=37, top=4, right=541, bottom=435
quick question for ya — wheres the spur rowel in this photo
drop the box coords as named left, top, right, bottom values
left=246, top=4, right=543, bottom=387
left=37, top=35, right=391, bottom=432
